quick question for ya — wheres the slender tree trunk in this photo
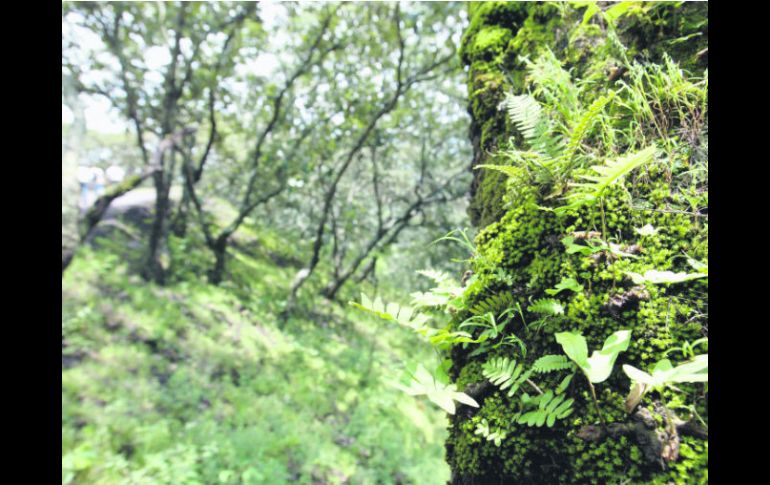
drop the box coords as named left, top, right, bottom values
left=142, top=166, right=170, bottom=284
left=171, top=188, right=190, bottom=237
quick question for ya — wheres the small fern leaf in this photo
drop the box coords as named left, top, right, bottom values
left=532, top=355, right=573, bottom=374
left=475, top=164, right=521, bottom=179
left=562, top=92, right=615, bottom=166
left=470, top=292, right=517, bottom=317
left=499, top=93, right=543, bottom=142
left=528, top=298, right=565, bottom=316
left=556, top=146, right=656, bottom=214
left=517, top=391, right=574, bottom=427
left=482, top=357, right=532, bottom=398
left=417, top=269, right=459, bottom=288
left=350, top=293, right=430, bottom=330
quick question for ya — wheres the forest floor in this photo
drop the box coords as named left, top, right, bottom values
left=62, top=205, right=450, bottom=485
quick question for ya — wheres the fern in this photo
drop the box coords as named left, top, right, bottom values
left=417, top=269, right=459, bottom=288
left=470, top=292, right=517, bottom=317
left=556, top=146, right=656, bottom=214
left=411, top=269, right=465, bottom=311
left=350, top=293, right=429, bottom=331
left=528, top=298, right=565, bottom=316
left=474, top=419, right=508, bottom=447
left=482, top=356, right=532, bottom=398
left=396, top=363, right=479, bottom=415
left=499, top=93, right=563, bottom=158
left=545, top=277, right=584, bottom=296
left=561, top=91, right=615, bottom=167
left=499, top=93, right=545, bottom=142
left=523, top=49, right=579, bottom=124
left=517, top=390, right=575, bottom=427
left=531, top=354, right=574, bottom=374
left=351, top=293, right=474, bottom=349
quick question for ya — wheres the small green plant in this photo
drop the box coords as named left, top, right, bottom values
left=545, top=276, right=583, bottom=295
left=469, top=292, right=518, bottom=316
left=474, top=419, right=508, bottom=447
left=528, top=298, right=565, bottom=316
left=410, top=270, right=465, bottom=311
left=481, top=355, right=576, bottom=433
left=622, top=354, right=708, bottom=413
left=526, top=298, right=565, bottom=333
left=664, top=337, right=708, bottom=360
left=460, top=310, right=527, bottom=357
left=517, top=390, right=575, bottom=427
left=395, top=363, right=480, bottom=415
left=555, top=146, right=657, bottom=215
left=482, top=357, right=533, bottom=399
left=351, top=292, right=479, bottom=349
left=531, top=354, right=574, bottom=374
left=555, top=330, right=631, bottom=384
left=555, top=330, right=631, bottom=426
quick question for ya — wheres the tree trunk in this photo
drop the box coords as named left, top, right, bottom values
left=207, top=237, right=228, bottom=285
left=142, top=170, right=170, bottom=284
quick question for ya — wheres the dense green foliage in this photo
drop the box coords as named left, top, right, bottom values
left=63, top=226, right=454, bottom=484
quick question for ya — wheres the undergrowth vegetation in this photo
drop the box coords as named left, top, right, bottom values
left=62, top=227, right=453, bottom=485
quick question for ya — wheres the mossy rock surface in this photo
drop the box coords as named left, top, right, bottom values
left=452, top=3, right=708, bottom=483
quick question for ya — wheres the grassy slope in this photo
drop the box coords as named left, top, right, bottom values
left=62, top=216, right=451, bottom=484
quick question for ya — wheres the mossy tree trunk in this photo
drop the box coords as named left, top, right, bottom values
left=448, top=3, right=708, bottom=484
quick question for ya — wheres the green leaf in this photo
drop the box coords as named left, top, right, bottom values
left=556, top=330, right=631, bottom=383
left=528, top=298, right=565, bottom=316
left=545, top=277, right=584, bottom=295
left=625, top=270, right=707, bottom=285
left=396, top=363, right=479, bottom=415
left=584, top=330, right=632, bottom=383
left=622, top=355, right=708, bottom=413
left=532, top=355, right=573, bottom=374
left=554, top=332, right=589, bottom=369
left=556, top=147, right=656, bottom=214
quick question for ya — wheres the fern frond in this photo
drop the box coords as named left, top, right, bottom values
left=499, top=93, right=544, bottom=142
left=482, top=356, right=532, bottom=398
left=561, top=92, right=616, bottom=166
left=396, top=363, right=479, bottom=415
left=524, top=49, right=579, bottom=122
left=475, top=164, right=523, bottom=179
left=528, top=298, right=565, bottom=316
left=531, top=355, right=573, bottom=374
left=417, top=269, right=459, bottom=288
left=479, top=150, right=557, bottom=186
left=470, top=292, right=517, bottom=317
left=556, top=146, right=656, bottom=214
left=517, top=390, right=574, bottom=427
left=474, top=418, right=508, bottom=447
left=350, top=293, right=429, bottom=330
